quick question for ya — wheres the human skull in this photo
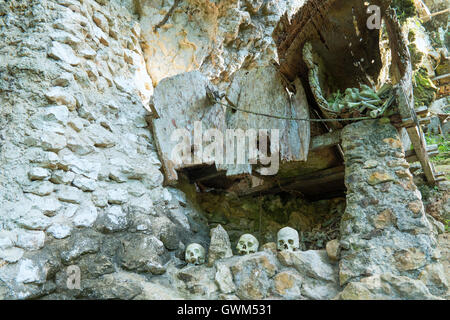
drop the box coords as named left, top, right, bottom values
left=236, top=234, right=259, bottom=255
left=185, top=243, right=206, bottom=265
left=277, top=227, right=299, bottom=252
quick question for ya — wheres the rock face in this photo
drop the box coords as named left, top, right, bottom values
left=0, top=0, right=205, bottom=300
left=0, top=0, right=446, bottom=301
left=339, top=119, right=447, bottom=299
left=277, top=250, right=340, bottom=300
left=337, top=273, right=439, bottom=300
left=207, top=224, right=233, bottom=266
left=138, top=0, right=306, bottom=89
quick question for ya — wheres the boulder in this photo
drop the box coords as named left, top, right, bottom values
left=119, top=234, right=168, bottom=275
left=338, top=273, right=440, bottom=300
left=231, top=252, right=278, bottom=300
left=207, top=224, right=233, bottom=266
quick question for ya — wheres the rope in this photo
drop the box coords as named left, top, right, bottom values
left=212, top=100, right=374, bottom=122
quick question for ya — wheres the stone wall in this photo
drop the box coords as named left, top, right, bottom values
left=338, top=119, right=447, bottom=299
left=137, top=0, right=307, bottom=89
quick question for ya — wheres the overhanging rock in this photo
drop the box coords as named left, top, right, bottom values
left=275, top=0, right=383, bottom=89
left=274, top=0, right=438, bottom=184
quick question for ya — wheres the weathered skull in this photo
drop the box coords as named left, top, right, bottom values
left=277, top=227, right=299, bottom=252
left=236, top=234, right=259, bottom=255
left=185, top=243, right=206, bottom=265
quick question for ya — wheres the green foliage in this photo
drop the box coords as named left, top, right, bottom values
left=429, top=30, right=445, bottom=47
left=392, top=0, right=417, bottom=22
left=425, top=133, right=450, bottom=165
left=425, top=134, right=450, bottom=152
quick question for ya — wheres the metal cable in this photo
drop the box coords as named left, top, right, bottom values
left=213, top=100, right=375, bottom=122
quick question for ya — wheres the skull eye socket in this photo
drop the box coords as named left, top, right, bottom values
left=288, top=239, right=294, bottom=245
left=239, top=241, right=244, bottom=246
left=278, top=240, right=284, bottom=245
left=194, top=249, right=199, bottom=254
left=247, top=242, right=253, bottom=247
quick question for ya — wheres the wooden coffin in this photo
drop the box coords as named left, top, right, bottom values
left=150, top=67, right=312, bottom=185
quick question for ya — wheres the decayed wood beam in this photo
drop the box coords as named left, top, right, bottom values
left=405, top=144, right=438, bottom=163
left=405, top=126, right=437, bottom=182
left=309, top=129, right=342, bottom=151
left=419, top=117, right=431, bottom=125
left=192, top=171, right=225, bottom=183
left=235, top=165, right=345, bottom=197
left=236, top=181, right=277, bottom=197
left=400, top=118, right=416, bottom=128
left=383, top=6, right=437, bottom=185
left=421, top=8, right=450, bottom=22
left=414, top=0, right=431, bottom=21
left=282, top=165, right=345, bottom=190
left=270, top=166, right=345, bottom=195
left=431, top=73, right=450, bottom=82
left=400, top=116, right=431, bottom=127
left=415, top=106, right=429, bottom=116
left=405, top=144, right=438, bottom=157
left=432, top=73, right=450, bottom=98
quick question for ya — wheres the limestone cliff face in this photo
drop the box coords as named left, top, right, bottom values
left=0, top=0, right=447, bottom=300
left=0, top=0, right=207, bottom=299
left=137, top=0, right=306, bottom=89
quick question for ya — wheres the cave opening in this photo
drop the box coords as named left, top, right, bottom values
left=149, top=0, right=437, bottom=255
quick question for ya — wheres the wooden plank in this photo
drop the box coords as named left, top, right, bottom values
left=218, top=69, right=310, bottom=176
left=414, top=0, right=431, bottom=21
left=419, top=117, right=431, bottom=125
left=437, top=83, right=450, bottom=98
left=406, top=150, right=438, bottom=163
left=405, top=126, right=437, bottom=183
left=151, top=69, right=312, bottom=184
left=309, top=129, right=342, bottom=151
left=383, top=8, right=437, bottom=185
left=235, top=165, right=345, bottom=197
left=400, top=118, right=416, bottom=128
left=405, top=144, right=438, bottom=157
left=282, top=165, right=345, bottom=190
left=421, top=8, right=450, bottom=22
left=146, top=96, right=160, bottom=119
left=431, top=73, right=450, bottom=98
left=431, top=73, right=450, bottom=82
left=151, top=71, right=226, bottom=185
left=416, top=106, right=429, bottom=116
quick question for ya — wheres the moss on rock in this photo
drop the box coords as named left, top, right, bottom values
left=408, top=30, right=425, bottom=70
left=392, top=0, right=417, bottom=22
left=413, top=68, right=437, bottom=107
